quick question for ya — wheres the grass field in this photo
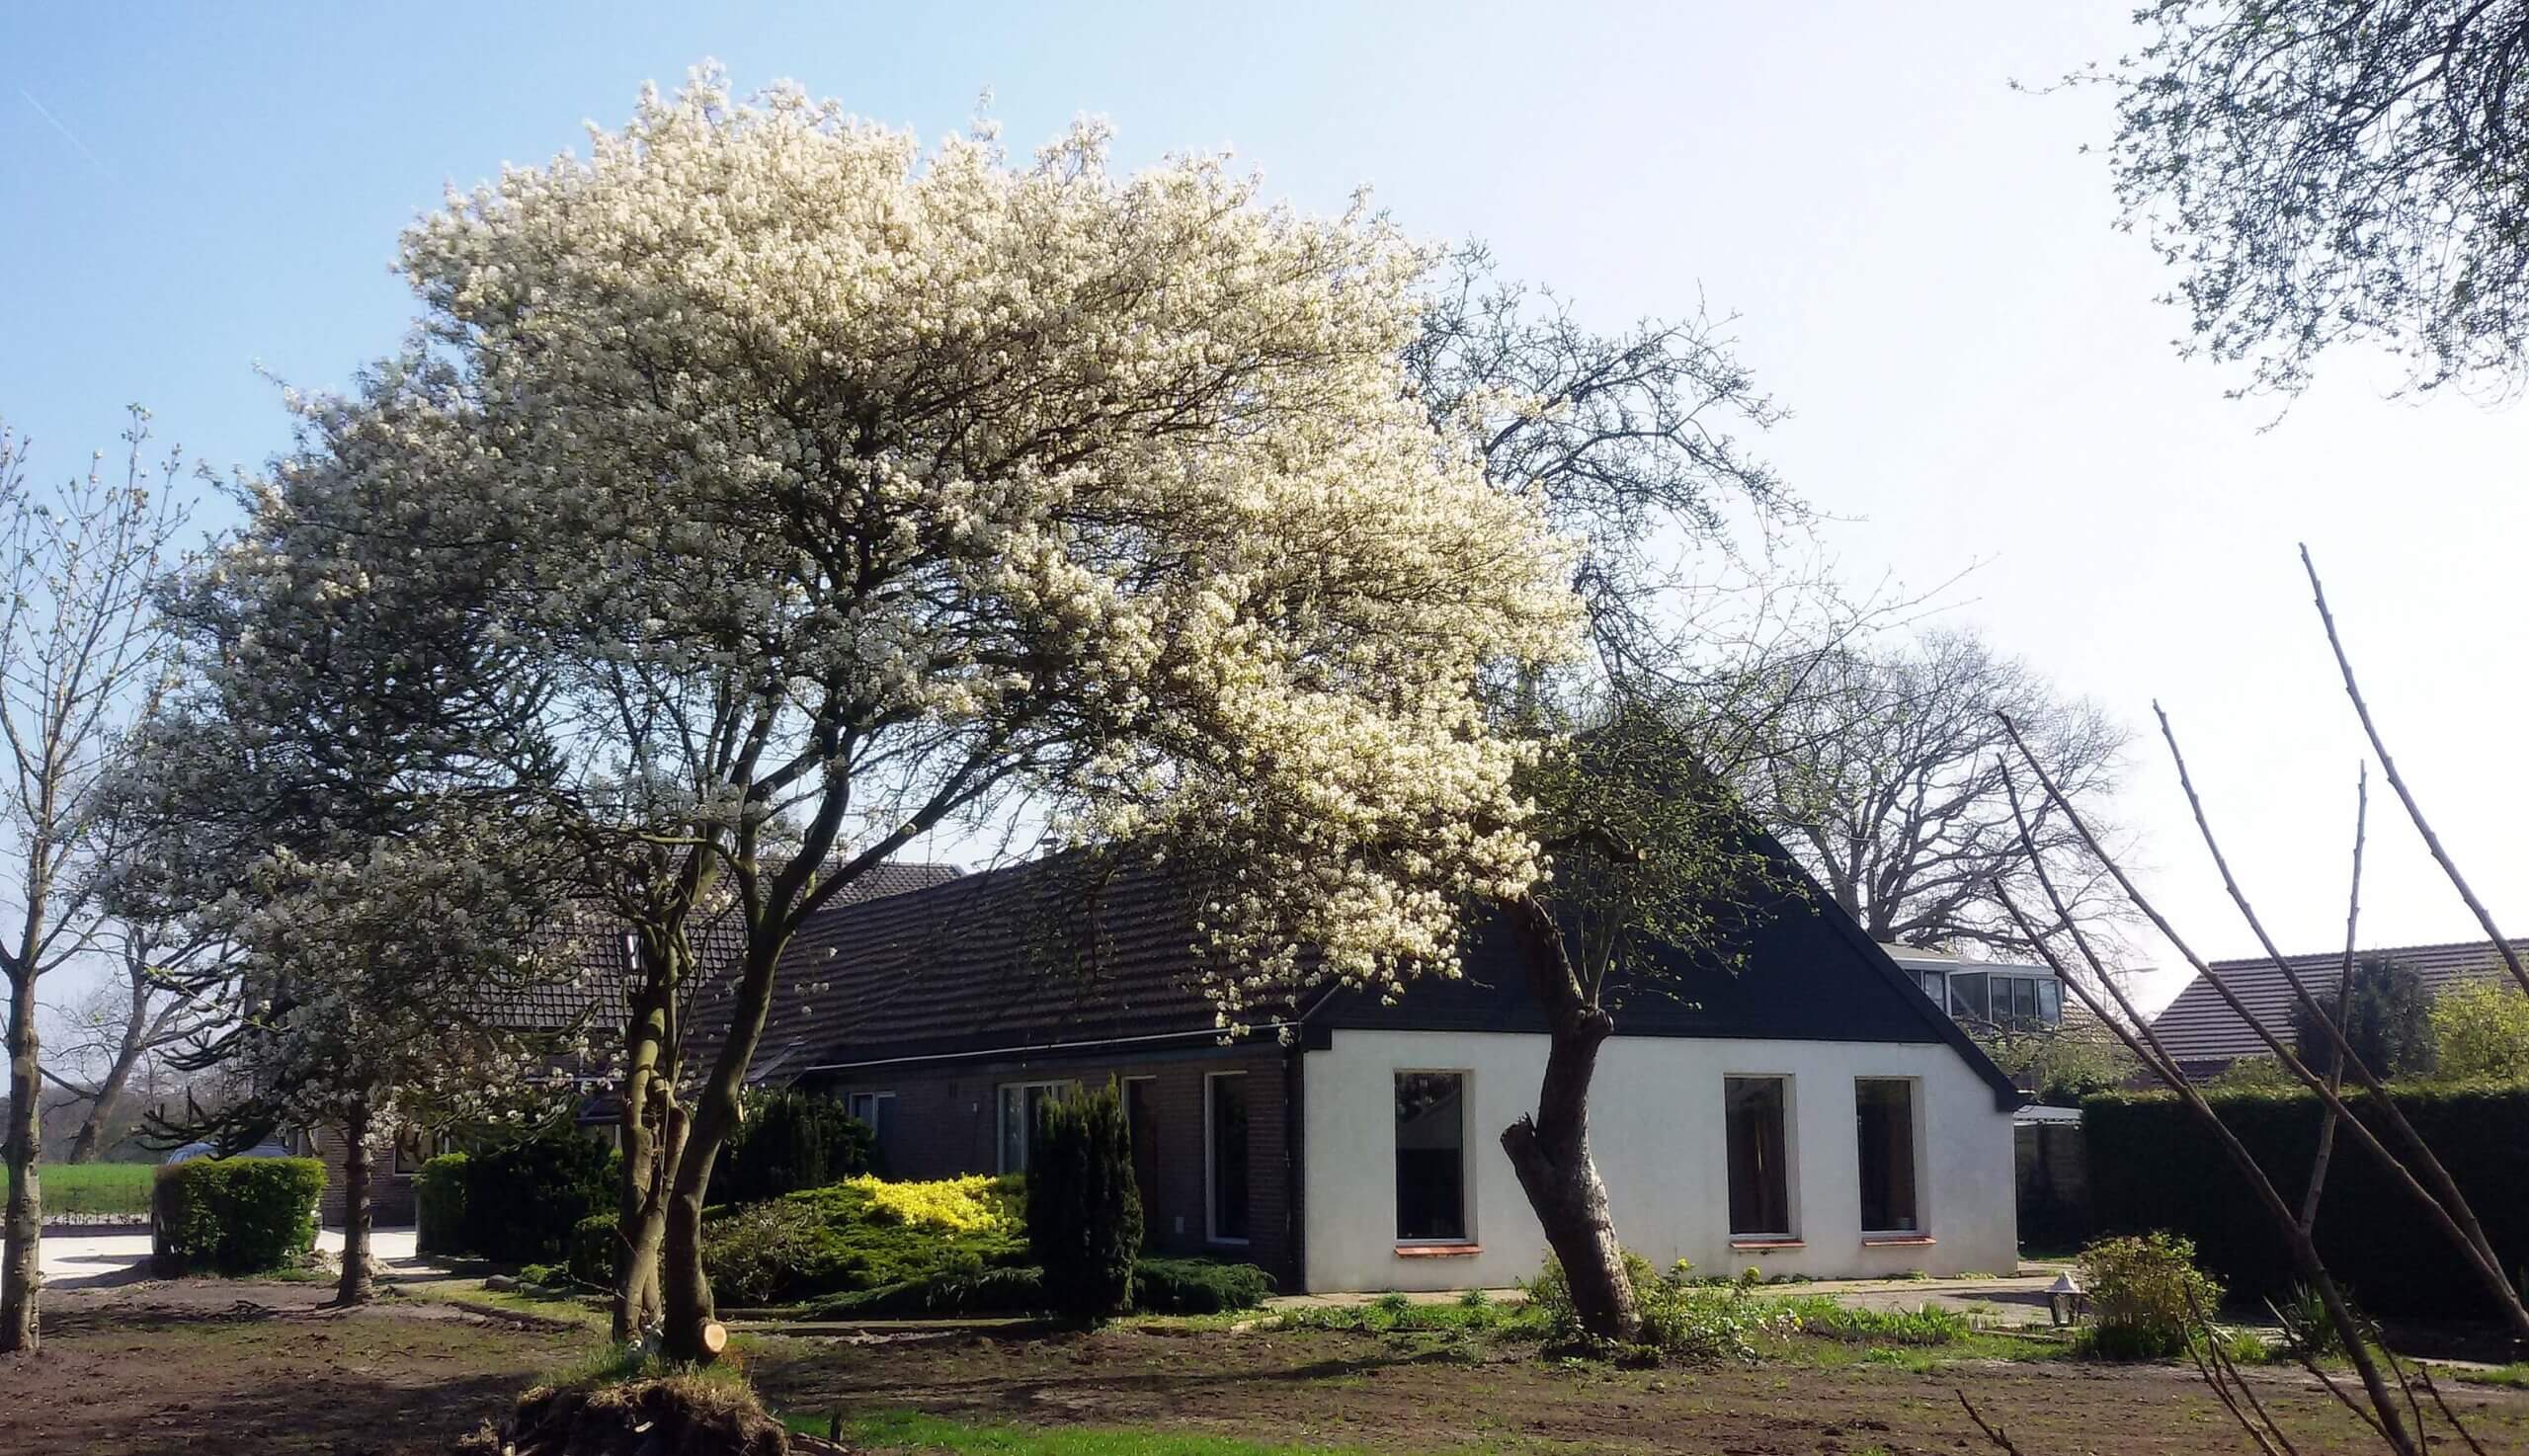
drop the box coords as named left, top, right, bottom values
left=0, top=1159, right=156, bottom=1215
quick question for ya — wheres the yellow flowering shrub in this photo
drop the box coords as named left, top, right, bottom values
left=844, top=1173, right=1020, bottom=1235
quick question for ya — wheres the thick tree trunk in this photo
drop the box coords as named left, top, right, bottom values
left=335, top=1100, right=375, bottom=1305
left=611, top=964, right=676, bottom=1343
left=2, top=966, right=41, bottom=1353
left=1495, top=893, right=1640, bottom=1344
left=660, top=935, right=784, bottom=1362
left=65, top=1035, right=143, bottom=1166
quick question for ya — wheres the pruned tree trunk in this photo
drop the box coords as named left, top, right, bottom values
left=1496, top=892, right=1640, bottom=1343
left=2, top=965, right=41, bottom=1354
left=336, top=1098, right=375, bottom=1305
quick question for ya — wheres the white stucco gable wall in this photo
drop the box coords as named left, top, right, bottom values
left=1300, top=1028, right=2016, bottom=1293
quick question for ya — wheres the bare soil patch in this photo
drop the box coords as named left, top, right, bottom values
left=751, top=1323, right=2529, bottom=1456
left=4, top=1277, right=583, bottom=1456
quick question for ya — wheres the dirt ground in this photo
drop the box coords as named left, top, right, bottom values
left=2, top=1277, right=584, bottom=1456
left=8, top=1277, right=2528, bottom=1456
left=750, top=1323, right=2529, bottom=1456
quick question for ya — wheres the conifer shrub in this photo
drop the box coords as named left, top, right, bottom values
left=708, top=1089, right=873, bottom=1205
left=414, top=1152, right=469, bottom=1255
left=1024, top=1080, right=1143, bottom=1321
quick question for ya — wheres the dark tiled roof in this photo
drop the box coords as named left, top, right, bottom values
left=2148, top=938, right=2521, bottom=1066
left=769, top=840, right=2019, bottom=1106
left=496, top=861, right=962, bottom=1049
left=735, top=856, right=1275, bottom=1077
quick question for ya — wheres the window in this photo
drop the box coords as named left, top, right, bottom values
left=1909, top=968, right=1948, bottom=1007
left=1123, top=1077, right=1161, bottom=1228
left=846, top=1091, right=894, bottom=1139
left=997, top=1081, right=1074, bottom=1173
left=1855, top=1079, right=1921, bottom=1234
left=1988, top=974, right=2061, bottom=1030
left=1724, top=1076, right=1793, bottom=1238
left=1394, top=1072, right=1468, bottom=1243
left=1205, top=1072, right=1251, bottom=1243
left=391, top=1129, right=432, bottom=1175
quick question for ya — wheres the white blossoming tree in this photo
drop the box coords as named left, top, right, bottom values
left=304, top=70, right=1581, bottom=1362
left=115, top=379, right=575, bottom=1307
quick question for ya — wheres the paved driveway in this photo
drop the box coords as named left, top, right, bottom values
left=40, top=1225, right=420, bottom=1289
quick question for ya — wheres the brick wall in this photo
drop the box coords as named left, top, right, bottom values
left=808, top=1042, right=1302, bottom=1287
left=305, top=1123, right=418, bottom=1228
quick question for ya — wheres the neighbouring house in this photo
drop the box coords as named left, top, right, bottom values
left=1881, top=946, right=2065, bottom=1036
left=720, top=843, right=2023, bottom=1294
left=2147, top=937, right=2521, bottom=1082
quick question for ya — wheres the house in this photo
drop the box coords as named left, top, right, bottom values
left=2148, top=937, right=2521, bottom=1081
left=297, top=862, right=964, bottom=1226
left=1881, top=947, right=2065, bottom=1036
left=743, top=844, right=2024, bottom=1294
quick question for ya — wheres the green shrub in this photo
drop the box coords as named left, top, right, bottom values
left=2084, top=1084, right=2529, bottom=1317
left=699, top=1173, right=1026, bottom=1307
left=1025, top=1081, right=1141, bottom=1321
left=2077, top=1233, right=2221, bottom=1360
left=708, top=1090, right=873, bottom=1205
left=1132, top=1256, right=1271, bottom=1313
left=414, top=1153, right=469, bottom=1256
left=460, top=1132, right=617, bottom=1265
left=567, top=1211, right=619, bottom=1289
left=151, top=1157, right=327, bottom=1276
left=810, top=1264, right=1048, bottom=1318
left=1528, top=1254, right=1800, bottom=1363
left=2431, top=980, right=2529, bottom=1082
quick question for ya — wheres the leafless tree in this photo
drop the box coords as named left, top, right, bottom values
left=0, top=408, right=194, bottom=1355
left=1741, top=627, right=2127, bottom=954
left=37, top=914, right=224, bottom=1164
left=1982, top=546, right=2517, bottom=1456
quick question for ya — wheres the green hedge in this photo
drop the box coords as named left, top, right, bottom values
left=2084, top=1083, right=2529, bottom=1317
left=710, top=1091, right=873, bottom=1205
left=151, top=1157, right=327, bottom=1276
left=414, top=1153, right=468, bottom=1256
left=1132, top=1256, right=1271, bottom=1313
left=802, top=1257, right=1271, bottom=1320
left=460, top=1132, right=618, bottom=1265
left=568, top=1210, right=618, bottom=1289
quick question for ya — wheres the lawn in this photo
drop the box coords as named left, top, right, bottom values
left=0, top=1159, right=155, bottom=1215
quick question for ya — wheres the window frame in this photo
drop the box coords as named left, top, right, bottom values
left=846, top=1090, right=895, bottom=1139
left=1852, top=1075, right=1928, bottom=1238
left=995, top=1080, right=1076, bottom=1174
left=1391, top=1068, right=1474, bottom=1247
left=1203, top=1070, right=1252, bottom=1246
left=1722, top=1072, right=1799, bottom=1243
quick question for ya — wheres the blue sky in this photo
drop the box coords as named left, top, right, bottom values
left=7, top=3, right=2524, bottom=1008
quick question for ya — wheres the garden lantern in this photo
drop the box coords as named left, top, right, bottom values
left=2047, top=1271, right=2086, bottom=1327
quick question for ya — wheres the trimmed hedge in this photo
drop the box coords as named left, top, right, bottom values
left=415, top=1153, right=468, bottom=1256
left=460, top=1132, right=618, bottom=1265
left=2084, top=1083, right=2529, bottom=1317
left=1132, top=1256, right=1272, bottom=1314
left=802, top=1257, right=1271, bottom=1320
left=567, top=1210, right=618, bottom=1289
left=710, top=1090, right=873, bottom=1205
left=151, top=1157, right=327, bottom=1276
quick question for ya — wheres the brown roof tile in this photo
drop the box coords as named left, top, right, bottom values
left=2147, top=938, right=2520, bottom=1066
